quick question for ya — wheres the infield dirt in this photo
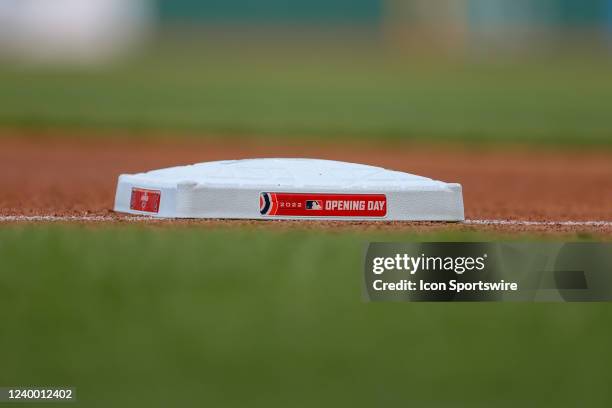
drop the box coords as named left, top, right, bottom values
left=2, top=133, right=611, bottom=235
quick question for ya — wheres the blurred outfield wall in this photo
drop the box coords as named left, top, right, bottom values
left=156, top=0, right=611, bottom=25
left=157, top=0, right=382, bottom=22
left=1, top=0, right=611, bottom=64
left=158, top=0, right=612, bottom=52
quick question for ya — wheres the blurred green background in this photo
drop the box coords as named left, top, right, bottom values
left=1, top=51, right=611, bottom=146
left=1, top=226, right=611, bottom=407
left=1, top=0, right=611, bottom=146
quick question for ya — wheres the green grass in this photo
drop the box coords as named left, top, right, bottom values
left=1, top=226, right=611, bottom=407
left=1, top=45, right=612, bottom=146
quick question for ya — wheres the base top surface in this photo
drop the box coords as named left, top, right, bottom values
left=126, top=158, right=447, bottom=190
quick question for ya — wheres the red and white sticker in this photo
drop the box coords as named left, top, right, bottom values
left=259, top=192, right=386, bottom=217
left=130, top=188, right=161, bottom=213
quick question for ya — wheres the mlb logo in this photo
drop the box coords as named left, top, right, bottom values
left=130, top=188, right=161, bottom=213
left=306, top=200, right=322, bottom=210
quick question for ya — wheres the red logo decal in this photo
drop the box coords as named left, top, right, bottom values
left=130, top=188, right=161, bottom=213
left=260, top=192, right=386, bottom=217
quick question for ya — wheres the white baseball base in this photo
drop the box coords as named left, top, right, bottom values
left=114, top=158, right=464, bottom=221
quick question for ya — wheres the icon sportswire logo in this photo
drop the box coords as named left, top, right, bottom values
left=259, top=192, right=386, bottom=217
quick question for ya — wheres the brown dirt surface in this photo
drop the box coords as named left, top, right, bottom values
left=1, top=133, right=611, bottom=235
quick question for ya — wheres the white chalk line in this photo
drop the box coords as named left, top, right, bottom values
left=463, top=219, right=612, bottom=227
left=0, top=215, right=149, bottom=222
left=0, top=215, right=611, bottom=227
